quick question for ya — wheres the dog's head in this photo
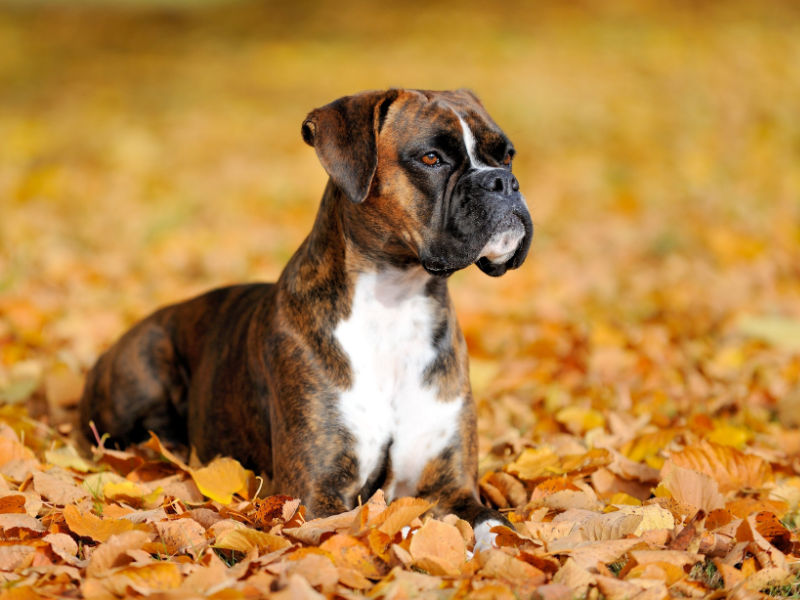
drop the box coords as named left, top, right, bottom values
left=301, top=88, right=533, bottom=277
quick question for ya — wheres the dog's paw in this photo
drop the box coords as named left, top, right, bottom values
left=472, top=518, right=504, bottom=555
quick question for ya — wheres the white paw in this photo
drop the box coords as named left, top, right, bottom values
left=473, top=518, right=503, bottom=553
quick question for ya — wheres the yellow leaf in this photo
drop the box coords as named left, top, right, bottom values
left=44, top=445, right=92, bottom=472
left=103, top=480, right=162, bottom=509
left=504, top=447, right=560, bottom=481
left=621, top=429, right=677, bottom=466
left=738, top=315, right=800, bottom=351
left=605, top=492, right=642, bottom=508
left=213, top=527, right=291, bottom=554
left=190, top=457, right=251, bottom=505
left=707, top=423, right=750, bottom=449
left=555, top=406, right=605, bottom=434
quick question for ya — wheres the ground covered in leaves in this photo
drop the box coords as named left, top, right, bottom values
left=2, top=1, right=800, bottom=598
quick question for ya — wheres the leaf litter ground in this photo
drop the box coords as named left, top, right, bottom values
left=1, top=2, right=800, bottom=598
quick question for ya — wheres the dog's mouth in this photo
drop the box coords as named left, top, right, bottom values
left=477, top=213, right=525, bottom=265
left=421, top=205, right=533, bottom=278
left=474, top=209, right=533, bottom=277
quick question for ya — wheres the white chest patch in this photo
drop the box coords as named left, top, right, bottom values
left=334, top=267, right=463, bottom=500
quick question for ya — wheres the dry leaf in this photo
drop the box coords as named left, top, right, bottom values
left=63, top=505, right=136, bottom=543
left=85, top=530, right=151, bottom=577
left=214, top=526, right=292, bottom=554
left=153, top=518, right=207, bottom=558
left=669, top=441, right=772, bottom=493
left=408, top=519, right=466, bottom=577
left=661, top=462, right=725, bottom=513
left=190, top=457, right=251, bottom=504
left=33, top=470, right=90, bottom=505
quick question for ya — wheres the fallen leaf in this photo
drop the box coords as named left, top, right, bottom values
left=374, top=497, right=433, bottom=537
left=85, top=530, right=151, bottom=577
left=214, top=526, right=292, bottom=554
left=63, top=505, right=136, bottom=543
left=44, top=445, right=92, bottom=472
left=153, top=518, right=207, bottom=558
left=0, top=513, right=45, bottom=534
left=661, top=462, right=725, bottom=513
left=408, top=519, right=466, bottom=577
left=190, top=457, right=251, bottom=504
left=33, top=470, right=90, bottom=505
left=669, top=441, right=772, bottom=493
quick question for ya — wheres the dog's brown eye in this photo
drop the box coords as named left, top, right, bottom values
left=421, top=152, right=441, bottom=166
left=502, top=153, right=512, bottom=166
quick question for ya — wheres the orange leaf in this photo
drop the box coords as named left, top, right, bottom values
left=374, top=497, right=433, bottom=537
left=62, top=505, right=135, bottom=543
left=142, top=431, right=189, bottom=472
left=670, top=440, right=772, bottom=493
left=408, top=519, right=466, bottom=577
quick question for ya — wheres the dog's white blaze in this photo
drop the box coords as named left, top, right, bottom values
left=458, top=113, right=528, bottom=264
left=335, top=267, right=462, bottom=499
left=457, top=115, right=492, bottom=171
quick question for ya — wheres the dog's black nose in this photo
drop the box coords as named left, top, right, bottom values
left=477, top=169, right=519, bottom=195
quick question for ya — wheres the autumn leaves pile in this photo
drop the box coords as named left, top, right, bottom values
left=1, top=392, right=799, bottom=598
left=3, top=1, right=800, bottom=598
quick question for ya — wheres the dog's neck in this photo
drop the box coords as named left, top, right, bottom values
left=286, top=181, right=446, bottom=294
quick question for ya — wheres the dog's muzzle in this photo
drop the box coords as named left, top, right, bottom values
left=470, top=168, right=533, bottom=277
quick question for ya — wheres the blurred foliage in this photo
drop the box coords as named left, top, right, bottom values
left=2, top=1, right=800, bottom=595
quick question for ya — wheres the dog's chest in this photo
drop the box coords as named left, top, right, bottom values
left=334, top=268, right=462, bottom=499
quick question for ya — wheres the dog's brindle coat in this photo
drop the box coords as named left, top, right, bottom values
left=80, top=89, right=533, bottom=543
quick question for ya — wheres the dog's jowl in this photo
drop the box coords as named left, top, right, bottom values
left=80, top=88, right=533, bottom=547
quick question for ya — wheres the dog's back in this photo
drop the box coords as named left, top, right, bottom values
left=79, top=283, right=275, bottom=450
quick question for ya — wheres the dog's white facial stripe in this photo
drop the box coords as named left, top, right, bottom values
left=457, top=115, right=493, bottom=171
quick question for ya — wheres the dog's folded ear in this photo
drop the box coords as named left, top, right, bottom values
left=302, top=89, right=399, bottom=203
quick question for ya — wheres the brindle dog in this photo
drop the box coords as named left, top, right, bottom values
left=80, top=89, right=533, bottom=546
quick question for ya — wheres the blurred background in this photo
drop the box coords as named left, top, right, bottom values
left=1, top=0, right=799, bottom=451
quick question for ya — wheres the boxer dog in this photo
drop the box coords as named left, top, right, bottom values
left=80, top=89, right=533, bottom=547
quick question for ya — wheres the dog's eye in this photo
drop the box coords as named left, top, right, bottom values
left=502, top=152, right=513, bottom=166
left=421, top=152, right=441, bottom=167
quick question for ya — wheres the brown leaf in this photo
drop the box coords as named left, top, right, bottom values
left=43, top=533, right=82, bottom=566
left=408, top=519, right=466, bottom=577
left=141, top=431, right=189, bottom=472
left=661, top=462, right=725, bottom=513
left=32, top=470, right=90, bottom=506
left=153, top=518, right=207, bottom=558
left=478, top=548, right=546, bottom=594
left=0, top=544, right=36, bottom=570
left=284, top=551, right=339, bottom=595
left=0, top=513, right=44, bottom=535
left=319, top=533, right=384, bottom=582
left=86, top=530, right=150, bottom=577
